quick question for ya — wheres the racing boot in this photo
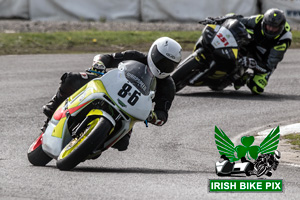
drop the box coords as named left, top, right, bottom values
left=40, top=118, right=50, bottom=132
left=42, top=90, right=65, bottom=118
left=234, top=72, right=250, bottom=90
left=112, top=130, right=132, bottom=151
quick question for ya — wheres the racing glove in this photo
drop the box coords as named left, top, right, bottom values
left=238, top=57, right=257, bottom=69
left=87, top=61, right=106, bottom=76
left=200, top=17, right=217, bottom=25
left=238, top=57, right=268, bottom=73
left=147, top=110, right=167, bottom=126
left=247, top=73, right=268, bottom=94
left=199, top=14, right=243, bottom=25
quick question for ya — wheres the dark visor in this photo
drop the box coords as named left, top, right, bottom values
left=265, top=24, right=280, bottom=34
left=151, top=45, right=179, bottom=73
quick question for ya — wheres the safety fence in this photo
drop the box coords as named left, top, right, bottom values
left=0, top=0, right=299, bottom=23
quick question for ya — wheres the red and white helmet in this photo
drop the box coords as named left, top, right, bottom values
left=147, top=37, right=182, bottom=79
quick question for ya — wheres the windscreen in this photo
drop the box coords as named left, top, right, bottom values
left=222, top=19, right=251, bottom=47
left=119, top=60, right=156, bottom=95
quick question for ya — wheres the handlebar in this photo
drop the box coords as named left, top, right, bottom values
left=198, top=14, right=243, bottom=25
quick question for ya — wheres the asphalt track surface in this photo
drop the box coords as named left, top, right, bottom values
left=1, top=50, right=299, bottom=199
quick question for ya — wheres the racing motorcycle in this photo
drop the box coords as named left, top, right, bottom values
left=27, top=60, right=156, bottom=170
left=251, top=150, right=281, bottom=177
left=172, top=17, right=253, bottom=92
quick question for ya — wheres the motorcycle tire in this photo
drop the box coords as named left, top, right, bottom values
left=172, top=56, right=202, bottom=92
left=27, top=133, right=53, bottom=166
left=256, top=164, right=267, bottom=177
left=208, top=86, right=224, bottom=91
left=56, top=116, right=112, bottom=171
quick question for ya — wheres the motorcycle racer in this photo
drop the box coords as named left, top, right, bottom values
left=172, top=18, right=252, bottom=92
left=204, top=8, right=292, bottom=94
left=237, top=8, right=292, bottom=94
left=253, top=150, right=281, bottom=177
left=42, top=37, right=182, bottom=151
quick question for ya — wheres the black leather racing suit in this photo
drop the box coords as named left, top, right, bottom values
left=44, top=50, right=175, bottom=126
left=207, top=14, right=292, bottom=93
left=238, top=15, right=292, bottom=93
left=43, top=50, right=176, bottom=151
left=239, top=14, right=292, bottom=75
left=93, top=50, right=176, bottom=124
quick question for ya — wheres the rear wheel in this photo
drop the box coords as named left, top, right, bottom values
left=56, top=116, right=112, bottom=171
left=27, top=133, right=52, bottom=166
left=208, top=86, right=224, bottom=91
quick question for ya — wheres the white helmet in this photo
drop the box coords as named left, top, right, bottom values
left=92, top=54, right=101, bottom=65
left=147, top=37, right=182, bottom=79
left=274, top=150, right=281, bottom=160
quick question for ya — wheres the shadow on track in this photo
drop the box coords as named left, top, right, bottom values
left=71, top=166, right=213, bottom=175
left=33, top=164, right=214, bottom=174
left=176, top=90, right=300, bottom=102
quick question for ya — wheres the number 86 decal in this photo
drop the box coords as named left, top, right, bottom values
left=117, top=83, right=141, bottom=106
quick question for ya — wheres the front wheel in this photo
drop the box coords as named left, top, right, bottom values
left=56, top=116, right=112, bottom=171
left=172, top=55, right=203, bottom=92
left=256, top=164, right=267, bottom=177
left=27, top=133, right=53, bottom=166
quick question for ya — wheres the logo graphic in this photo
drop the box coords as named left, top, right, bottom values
left=117, top=98, right=127, bottom=108
left=214, top=126, right=281, bottom=177
left=215, top=126, right=280, bottom=162
left=210, top=126, right=283, bottom=192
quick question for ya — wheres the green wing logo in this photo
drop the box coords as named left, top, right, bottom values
left=215, top=126, right=239, bottom=162
left=258, top=126, right=280, bottom=155
left=215, top=126, right=280, bottom=162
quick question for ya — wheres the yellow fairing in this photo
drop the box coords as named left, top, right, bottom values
left=87, top=109, right=103, bottom=116
left=51, top=80, right=107, bottom=139
left=207, top=24, right=217, bottom=30
left=52, top=118, right=67, bottom=138
left=232, top=48, right=238, bottom=59
left=68, top=80, right=107, bottom=109
left=88, top=109, right=116, bottom=135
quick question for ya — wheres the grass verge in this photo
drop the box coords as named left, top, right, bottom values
left=282, top=133, right=300, bottom=150
left=0, top=31, right=199, bottom=55
left=0, top=30, right=299, bottom=55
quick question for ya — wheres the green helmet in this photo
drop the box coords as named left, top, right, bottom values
left=262, top=8, right=286, bottom=39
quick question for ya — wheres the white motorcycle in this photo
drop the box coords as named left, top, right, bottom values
left=28, top=60, right=156, bottom=170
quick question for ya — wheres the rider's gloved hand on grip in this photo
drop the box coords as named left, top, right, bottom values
left=87, top=61, right=106, bottom=76
left=147, top=110, right=166, bottom=126
left=239, top=57, right=268, bottom=73
left=238, top=57, right=257, bottom=69
left=205, top=17, right=217, bottom=24
left=93, top=61, right=106, bottom=73
left=199, top=17, right=217, bottom=25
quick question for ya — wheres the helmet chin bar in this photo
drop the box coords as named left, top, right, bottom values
left=147, top=55, right=168, bottom=79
